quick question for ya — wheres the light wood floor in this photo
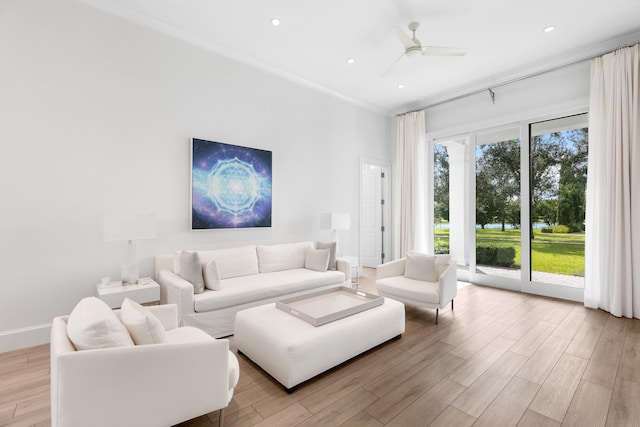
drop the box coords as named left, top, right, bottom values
left=3, top=269, right=640, bottom=427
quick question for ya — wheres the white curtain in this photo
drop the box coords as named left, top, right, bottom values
left=394, top=110, right=427, bottom=258
left=585, top=43, right=640, bottom=317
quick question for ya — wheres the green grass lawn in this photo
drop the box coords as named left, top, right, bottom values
left=434, top=228, right=585, bottom=276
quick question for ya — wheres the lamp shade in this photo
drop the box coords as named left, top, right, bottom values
left=320, top=212, right=351, bottom=231
left=104, top=214, right=156, bottom=241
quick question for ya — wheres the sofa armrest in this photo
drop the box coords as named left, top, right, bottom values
left=158, top=270, right=195, bottom=320
left=438, top=260, right=458, bottom=306
left=51, top=325, right=233, bottom=427
left=336, top=257, right=351, bottom=282
left=155, top=253, right=175, bottom=282
left=376, top=258, right=406, bottom=279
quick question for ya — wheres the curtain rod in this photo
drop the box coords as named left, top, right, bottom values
left=397, top=40, right=640, bottom=116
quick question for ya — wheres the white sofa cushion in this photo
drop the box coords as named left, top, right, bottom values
left=198, top=245, right=258, bottom=279
left=66, top=297, right=134, bottom=350
left=315, top=241, right=337, bottom=270
left=404, top=252, right=438, bottom=282
left=120, top=298, right=168, bottom=345
left=180, top=251, right=205, bottom=294
left=305, top=248, right=330, bottom=272
left=257, top=241, right=314, bottom=273
left=204, top=259, right=223, bottom=290
left=194, top=269, right=344, bottom=312
left=376, top=276, right=440, bottom=304
left=408, top=251, right=452, bottom=277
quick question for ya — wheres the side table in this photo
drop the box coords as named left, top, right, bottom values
left=343, top=256, right=360, bottom=288
left=95, top=278, right=160, bottom=309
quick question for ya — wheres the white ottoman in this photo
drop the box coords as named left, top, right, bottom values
left=234, top=298, right=405, bottom=391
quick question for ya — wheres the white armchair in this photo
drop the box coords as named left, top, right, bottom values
left=50, top=303, right=239, bottom=427
left=376, top=253, right=457, bottom=324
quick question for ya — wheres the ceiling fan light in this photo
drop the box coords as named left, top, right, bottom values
left=406, top=47, right=421, bottom=57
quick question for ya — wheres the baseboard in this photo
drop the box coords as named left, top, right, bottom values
left=0, top=323, right=51, bottom=353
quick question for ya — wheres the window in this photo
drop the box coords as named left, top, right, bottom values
left=428, top=112, right=588, bottom=301
left=475, top=128, right=521, bottom=280
left=434, top=143, right=450, bottom=254
left=529, top=113, right=588, bottom=288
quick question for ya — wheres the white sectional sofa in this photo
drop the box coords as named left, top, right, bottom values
left=155, top=241, right=350, bottom=338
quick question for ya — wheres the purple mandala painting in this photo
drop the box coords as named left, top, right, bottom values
left=191, top=138, right=272, bottom=229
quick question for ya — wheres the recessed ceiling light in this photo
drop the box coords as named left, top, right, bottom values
left=398, top=84, right=405, bottom=89
left=271, top=18, right=281, bottom=26
left=543, top=25, right=555, bottom=33
left=347, top=58, right=355, bottom=64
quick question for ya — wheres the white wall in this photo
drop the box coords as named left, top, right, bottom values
left=0, top=0, right=393, bottom=351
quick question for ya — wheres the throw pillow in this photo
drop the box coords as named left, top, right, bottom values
left=179, top=251, right=205, bottom=294
left=197, top=245, right=259, bottom=279
left=305, top=248, right=330, bottom=272
left=204, top=258, right=223, bottom=291
left=404, top=252, right=439, bottom=282
left=316, top=241, right=337, bottom=270
left=409, top=250, right=452, bottom=277
left=256, top=242, right=313, bottom=273
left=66, top=297, right=134, bottom=350
left=120, top=298, right=168, bottom=345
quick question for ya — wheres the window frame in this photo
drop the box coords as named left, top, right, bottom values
left=427, top=107, right=588, bottom=302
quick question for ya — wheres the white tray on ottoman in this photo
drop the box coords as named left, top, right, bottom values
left=276, top=286, right=383, bottom=326
left=234, top=296, right=405, bottom=392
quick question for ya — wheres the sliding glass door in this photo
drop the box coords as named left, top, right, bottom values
left=432, top=137, right=470, bottom=271
left=430, top=114, right=588, bottom=301
left=434, top=143, right=450, bottom=254
left=474, top=128, right=521, bottom=281
left=529, top=113, right=588, bottom=289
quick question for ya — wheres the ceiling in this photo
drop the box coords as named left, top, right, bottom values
left=80, top=0, right=640, bottom=115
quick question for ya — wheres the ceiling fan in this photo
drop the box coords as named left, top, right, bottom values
left=382, top=21, right=467, bottom=77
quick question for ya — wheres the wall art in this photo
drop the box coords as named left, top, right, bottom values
left=191, top=138, right=272, bottom=229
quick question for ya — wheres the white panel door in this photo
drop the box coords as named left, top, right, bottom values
left=360, top=165, right=383, bottom=267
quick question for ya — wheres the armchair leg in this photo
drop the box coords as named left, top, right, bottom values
left=436, top=308, right=439, bottom=324
left=451, top=299, right=454, bottom=311
left=218, top=408, right=225, bottom=427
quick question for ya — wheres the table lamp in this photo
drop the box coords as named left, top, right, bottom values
left=320, top=212, right=350, bottom=256
left=104, top=213, right=156, bottom=285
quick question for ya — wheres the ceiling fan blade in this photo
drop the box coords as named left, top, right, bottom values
left=382, top=53, right=407, bottom=77
left=391, top=26, right=417, bottom=50
left=422, top=46, right=467, bottom=56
